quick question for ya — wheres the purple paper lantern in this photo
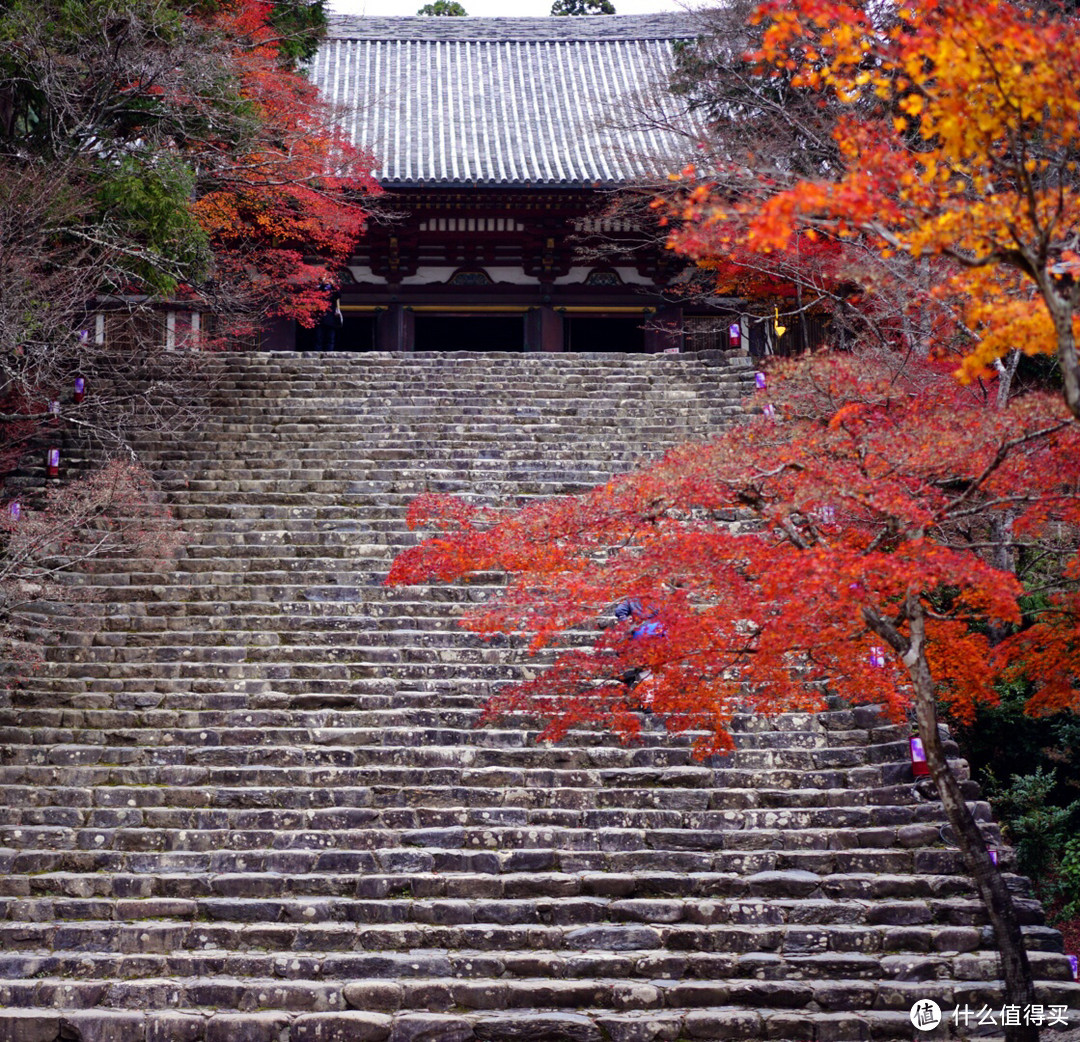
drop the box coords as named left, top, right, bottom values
left=909, top=733, right=930, bottom=777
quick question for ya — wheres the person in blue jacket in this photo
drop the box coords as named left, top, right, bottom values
left=612, top=598, right=666, bottom=700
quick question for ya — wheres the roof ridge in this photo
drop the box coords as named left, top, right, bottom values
left=325, top=12, right=698, bottom=42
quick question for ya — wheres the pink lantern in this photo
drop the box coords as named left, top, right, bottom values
left=47, top=448, right=60, bottom=477
left=1068, top=954, right=1078, bottom=980
left=728, top=323, right=741, bottom=347
left=74, top=377, right=86, bottom=404
left=8, top=501, right=20, bottom=520
left=869, top=646, right=886, bottom=668
left=755, top=371, right=767, bottom=390
left=987, top=848, right=999, bottom=865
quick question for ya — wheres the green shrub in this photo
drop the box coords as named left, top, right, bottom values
left=983, top=767, right=1080, bottom=882
left=1053, top=837, right=1080, bottom=922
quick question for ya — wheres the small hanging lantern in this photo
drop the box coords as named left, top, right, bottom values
left=755, top=371, right=767, bottom=390
left=47, top=448, right=60, bottom=477
left=909, top=726, right=930, bottom=778
left=728, top=322, right=741, bottom=348
left=8, top=501, right=20, bottom=521
left=987, top=847, right=999, bottom=865
left=1068, top=954, right=1078, bottom=980
left=49, top=400, right=60, bottom=416
left=74, top=377, right=86, bottom=404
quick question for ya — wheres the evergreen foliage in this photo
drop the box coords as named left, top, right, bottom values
left=417, top=1, right=468, bottom=13
left=550, top=0, right=615, bottom=14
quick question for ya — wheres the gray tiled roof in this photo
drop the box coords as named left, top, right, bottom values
left=312, top=15, right=699, bottom=188
left=326, top=13, right=696, bottom=41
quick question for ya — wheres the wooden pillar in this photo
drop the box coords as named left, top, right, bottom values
left=524, top=306, right=563, bottom=352
left=376, top=305, right=415, bottom=352
left=643, top=305, right=683, bottom=354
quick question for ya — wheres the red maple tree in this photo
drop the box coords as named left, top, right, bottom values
left=189, top=0, right=379, bottom=332
left=388, top=351, right=1080, bottom=1036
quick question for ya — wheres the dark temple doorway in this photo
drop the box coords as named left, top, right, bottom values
left=296, top=316, right=376, bottom=351
left=563, top=317, right=646, bottom=353
left=414, top=315, right=524, bottom=352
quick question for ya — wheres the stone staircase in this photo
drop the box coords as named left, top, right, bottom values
left=1, top=351, right=1078, bottom=1042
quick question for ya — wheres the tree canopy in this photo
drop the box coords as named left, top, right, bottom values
left=676, top=0, right=1080, bottom=414
left=417, top=1, right=468, bottom=13
left=0, top=0, right=376, bottom=338
left=550, top=0, right=616, bottom=15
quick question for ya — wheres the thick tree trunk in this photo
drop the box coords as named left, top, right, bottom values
left=866, top=599, right=1038, bottom=1042
left=912, top=690, right=1038, bottom=1042
left=1046, top=287, right=1080, bottom=422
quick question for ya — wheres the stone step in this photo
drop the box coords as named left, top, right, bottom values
left=1, top=971, right=1076, bottom=1020
left=0, top=795, right=996, bottom=839
left=0, top=704, right=866, bottom=729
left=0, top=818, right=983, bottom=855
left=0, top=759, right=901, bottom=792
left=0, top=886, right=1015, bottom=930
left=0, top=846, right=994, bottom=881
left=0, top=717, right=897, bottom=751
left=1, top=868, right=996, bottom=905
left=4, top=1005, right=1080, bottom=1042
left=0, top=704, right=869, bottom=734
left=9, top=946, right=1065, bottom=983
left=0, top=795, right=979, bottom=833
left=0, top=742, right=902, bottom=774
left=0, top=719, right=891, bottom=749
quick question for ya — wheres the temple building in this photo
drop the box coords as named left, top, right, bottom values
left=286, top=13, right=746, bottom=354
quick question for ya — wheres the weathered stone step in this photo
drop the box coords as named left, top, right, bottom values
left=0, top=756, right=956, bottom=797
left=0, top=884, right=1016, bottom=930
left=0, top=705, right=869, bottom=732
left=0, top=845, right=997, bottom=883
left=0, top=741, right=902, bottom=777
left=3, top=874, right=1017, bottom=927
left=0, top=757, right=893, bottom=790
left=0, top=719, right=887, bottom=753
left=5, top=1004, right=1080, bottom=1042
left=0, top=816, right=986, bottom=858
left=0, top=785, right=948, bottom=829
left=0, top=969, right=1075, bottom=1021
left=0, top=982, right=1076, bottom=1041
left=0, top=717, right=896, bottom=753
left=1, top=866, right=994, bottom=904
